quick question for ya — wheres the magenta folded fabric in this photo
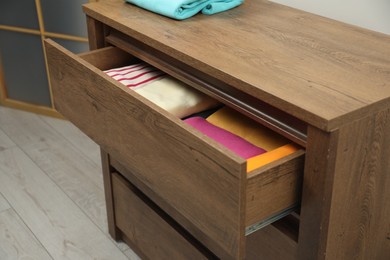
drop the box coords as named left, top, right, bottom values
left=184, top=117, right=266, bottom=159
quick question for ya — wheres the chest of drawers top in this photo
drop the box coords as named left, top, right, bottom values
left=83, top=0, right=390, bottom=131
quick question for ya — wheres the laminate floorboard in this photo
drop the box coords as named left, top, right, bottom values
left=0, top=107, right=108, bottom=229
left=0, top=209, right=53, bottom=260
left=0, top=192, right=10, bottom=213
left=40, top=116, right=101, bottom=166
left=0, top=106, right=139, bottom=259
left=40, top=112, right=132, bottom=252
left=0, top=128, right=15, bottom=150
left=0, top=108, right=103, bottom=189
left=123, top=248, right=142, bottom=260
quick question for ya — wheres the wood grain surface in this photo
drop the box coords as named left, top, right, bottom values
left=0, top=129, right=15, bottom=150
left=86, top=16, right=106, bottom=50
left=83, top=0, right=390, bottom=131
left=40, top=115, right=101, bottom=165
left=0, top=209, right=53, bottom=260
left=0, top=103, right=107, bottom=230
left=113, top=172, right=211, bottom=259
left=0, top=146, right=128, bottom=260
left=100, top=150, right=120, bottom=240
left=299, top=109, right=390, bottom=259
left=0, top=193, right=10, bottom=214
left=0, top=106, right=137, bottom=259
left=246, top=150, right=304, bottom=226
left=246, top=222, right=297, bottom=260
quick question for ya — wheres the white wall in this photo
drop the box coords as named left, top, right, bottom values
left=270, top=0, right=390, bottom=35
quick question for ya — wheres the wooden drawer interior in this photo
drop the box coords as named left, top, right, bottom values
left=45, top=38, right=305, bottom=258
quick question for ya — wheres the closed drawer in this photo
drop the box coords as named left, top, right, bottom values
left=44, top=39, right=305, bottom=259
left=112, top=172, right=213, bottom=259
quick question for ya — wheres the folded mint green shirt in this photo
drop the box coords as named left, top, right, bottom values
left=125, top=0, right=244, bottom=20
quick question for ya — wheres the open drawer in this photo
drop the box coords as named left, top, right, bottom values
left=44, top=39, right=305, bottom=259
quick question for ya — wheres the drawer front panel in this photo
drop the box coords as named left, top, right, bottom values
left=44, top=39, right=245, bottom=258
left=246, top=150, right=305, bottom=227
left=112, top=172, right=212, bottom=260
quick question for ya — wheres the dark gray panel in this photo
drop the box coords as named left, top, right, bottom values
left=0, top=30, right=51, bottom=107
left=0, top=0, right=39, bottom=29
left=41, top=0, right=88, bottom=37
left=51, top=38, right=89, bottom=54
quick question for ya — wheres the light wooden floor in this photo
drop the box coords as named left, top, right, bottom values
left=0, top=106, right=140, bottom=260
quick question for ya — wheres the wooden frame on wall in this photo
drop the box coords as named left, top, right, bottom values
left=0, top=0, right=95, bottom=118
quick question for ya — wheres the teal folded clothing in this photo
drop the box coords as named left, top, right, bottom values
left=202, top=0, right=243, bottom=15
left=125, top=0, right=244, bottom=20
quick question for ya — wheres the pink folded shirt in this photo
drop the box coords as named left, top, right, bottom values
left=184, top=117, right=266, bottom=159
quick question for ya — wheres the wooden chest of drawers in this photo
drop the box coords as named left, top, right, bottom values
left=45, top=0, right=390, bottom=259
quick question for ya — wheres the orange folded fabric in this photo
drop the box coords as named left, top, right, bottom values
left=246, top=144, right=299, bottom=172
left=206, top=107, right=289, bottom=151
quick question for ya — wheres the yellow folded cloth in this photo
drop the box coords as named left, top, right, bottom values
left=246, top=144, right=299, bottom=172
left=206, top=107, right=289, bottom=151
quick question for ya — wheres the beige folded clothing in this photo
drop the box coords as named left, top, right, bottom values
left=135, top=76, right=219, bottom=118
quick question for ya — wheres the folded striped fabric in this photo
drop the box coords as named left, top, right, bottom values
left=105, top=63, right=219, bottom=118
left=105, top=62, right=165, bottom=90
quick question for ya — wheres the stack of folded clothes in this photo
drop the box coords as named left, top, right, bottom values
left=185, top=116, right=267, bottom=159
left=105, top=63, right=299, bottom=172
left=185, top=107, right=299, bottom=172
left=125, top=0, right=244, bottom=20
left=105, top=62, right=220, bottom=118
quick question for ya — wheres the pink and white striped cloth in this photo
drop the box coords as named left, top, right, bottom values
left=104, top=62, right=166, bottom=90
left=104, top=62, right=220, bottom=118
